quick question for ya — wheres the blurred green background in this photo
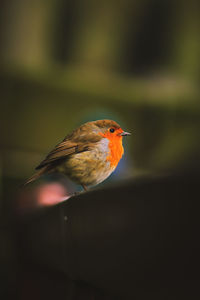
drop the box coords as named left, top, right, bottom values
left=0, top=0, right=200, bottom=208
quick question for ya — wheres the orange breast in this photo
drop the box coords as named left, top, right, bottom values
left=99, top=129, right=124, bottom=167
left=106, top=136, right=124, bottom=167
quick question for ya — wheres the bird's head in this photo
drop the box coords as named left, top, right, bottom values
left=93, top=119, right=131, bottom=141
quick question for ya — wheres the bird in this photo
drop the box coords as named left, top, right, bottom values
left=24, top=119, right=131, bottom=191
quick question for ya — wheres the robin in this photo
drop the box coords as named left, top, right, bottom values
left=24, top=120, right=131, bottom=190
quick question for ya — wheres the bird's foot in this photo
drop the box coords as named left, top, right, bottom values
left=70, top=188, right=89, bottom=197
left=70, top=191, right=83, bottom=197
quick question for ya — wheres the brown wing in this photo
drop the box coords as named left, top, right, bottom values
left=36, top=141, right=85, bottom=169
left=36, top=129, right=102, bottom=170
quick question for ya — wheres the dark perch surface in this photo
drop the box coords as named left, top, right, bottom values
left=18, top=171, right=200, bottom=299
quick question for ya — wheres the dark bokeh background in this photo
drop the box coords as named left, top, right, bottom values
left=0, top=0, right=200, bottom=298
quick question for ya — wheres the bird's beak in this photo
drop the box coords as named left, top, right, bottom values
left=119, top=131, right=131, bottom=136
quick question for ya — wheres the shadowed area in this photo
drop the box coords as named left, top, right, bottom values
left=16, top=170, right=200, bottom=299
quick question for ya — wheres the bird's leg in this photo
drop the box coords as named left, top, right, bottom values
left=82, top=184, right=88, bottom=191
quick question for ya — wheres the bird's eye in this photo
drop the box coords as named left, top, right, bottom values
left=110, top=128, right=115, bottom=133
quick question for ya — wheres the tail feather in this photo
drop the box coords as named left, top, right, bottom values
left=23, top=166, right=50, bottom=186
